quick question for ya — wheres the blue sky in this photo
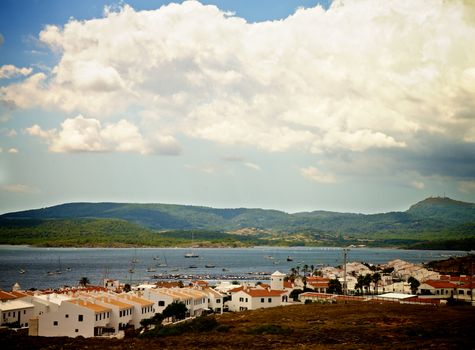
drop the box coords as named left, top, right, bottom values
left=0, top=0, right=474, bottom=215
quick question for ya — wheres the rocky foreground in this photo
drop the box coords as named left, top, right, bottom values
left=2, top=301, right=475, bottom=350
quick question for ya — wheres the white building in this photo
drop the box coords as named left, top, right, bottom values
left=227, top=288, right=288, bottom=312
left=0, top=299, right=35, bottom=328
left=35, top=299, right=112, bottom=337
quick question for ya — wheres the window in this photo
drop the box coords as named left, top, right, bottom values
left=65, top=314, right=69, bottom=318
left=261, top=298, right=265, bottom=303
left=53, top=321, right=58, bottom=326
left=78, top=315, right=83, bottom=322
left=158, top=301, right=165, bottom=306
left=23, top=310, right=26, bottom=314
left=13, top=312, right=15, bottom=317
left=216, top=299, right=221, bottom=303
left=245, top=298, right=248, bottom=302
left=25, top=323, right=28, bottom=327
left=75, top=329, right=78, bottom=333
left=268, top=298, right=272, bottom=303
left=239, top=297, right=243, bottom=302
left=96, top=315, right=98, bottom=321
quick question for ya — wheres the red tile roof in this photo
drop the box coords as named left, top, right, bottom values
left=243, top=289, right=286, bottom=297
left=424, top=280, right=457, bottom=289
left=283, top=281, right=294, bottom=289
left=0, top=290, right=17, bottom=301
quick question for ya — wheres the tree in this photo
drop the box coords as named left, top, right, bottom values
left=363, top=274, right=372, bottom=294
left=289, top=289, right=304, bottom=301
left=355, top=275, right=365, bottom=295
left=327, top=279, right=343, bottom=295
left=372, top=273, right=381, bottom=295
left=162, top=301, right=187, bottom=322
left=79, top=277, right=90, bottom=287
left=408, top=276, right=420, bottom=294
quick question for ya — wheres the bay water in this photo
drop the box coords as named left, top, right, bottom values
left=0, top=245, right=467, bottom=290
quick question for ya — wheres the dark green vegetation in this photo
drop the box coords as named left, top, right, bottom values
left=2, top=302, right=474, bottom=349
left=0, top=197, right=474, bottom=249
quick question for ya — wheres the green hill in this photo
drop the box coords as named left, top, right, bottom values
left=1, top=197, right=474, bottom=249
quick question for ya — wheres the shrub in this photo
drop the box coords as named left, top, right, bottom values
left=247, top=324, right=293, bottom=335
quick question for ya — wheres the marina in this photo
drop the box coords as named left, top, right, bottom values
left=0, top=245, right=467, bottom=290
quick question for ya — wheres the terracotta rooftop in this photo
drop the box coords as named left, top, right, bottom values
left=68, top=299, right=112, bottom=313
left=242, top=289, right=286, bottom=297
left=117, top=294, right=154, bottom=306
left=95, top=296, right=133, bottom=310
left=424, top=280, right=457, bottom=289
left=0, top=290, right=17, bottom=301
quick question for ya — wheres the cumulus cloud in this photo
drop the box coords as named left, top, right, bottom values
left=7, top=148, right=18, bottom=154
left=1, top=184, right=38, bottom=194
left=0, top=64, right=32, bottom=79
left=25, top=115, right=181, bottom=155
left=1, top=0, right=475, bottom=156
left=301, top=166, right=337, bottom=184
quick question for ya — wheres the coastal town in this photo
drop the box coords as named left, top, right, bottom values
left=1, top=257, right=473, bottom=339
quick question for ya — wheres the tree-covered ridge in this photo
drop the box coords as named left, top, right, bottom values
left=1, top=197, right=474, bottom=249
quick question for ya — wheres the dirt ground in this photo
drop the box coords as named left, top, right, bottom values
left=2, top=302, right=474, bottom=350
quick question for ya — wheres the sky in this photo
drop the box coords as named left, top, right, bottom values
left=0, top=0, right=475, bottom=215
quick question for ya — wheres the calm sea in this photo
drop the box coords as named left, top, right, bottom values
left=0, top=245, right=467, bottom=290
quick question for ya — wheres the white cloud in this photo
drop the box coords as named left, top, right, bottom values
left=300, top=166, right=337, bottom=184
left=0, top=64, right=32, bottom=79
left=1, top=184, right=38, bottom=194
left=244, top=162, right=261, bottom=171
left=7, top=148, right=18, bottom=154
left=25, top=115, right=181, bottom=155
left=1, top=0, right=475, bottom=154
left=7, top=129, right=17, bottom=137
left=410, top=181, right=425, bottom=189
left=458, top=180, right=475, bottom=193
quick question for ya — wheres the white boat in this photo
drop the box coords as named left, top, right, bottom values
left=19, top=269, right=26, bottom=274
left=146, top=267, right=157, bottom=272
left=184, top=232, right=199, bottom=258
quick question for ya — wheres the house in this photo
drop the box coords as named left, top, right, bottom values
left=418, top=280, right=457, bottom=298
left=92, top=295, right=135, bottom=332
left=116, top=293, right=155, bottom=327
left=455, top=282, right=474, bottom=304
left=34, top=298, right=112, bottom=337
left=227, top=288, right=288, bottom=312
left=0, top=299, right=35, bottom=327
left=201, top=287, right=224, bottom=314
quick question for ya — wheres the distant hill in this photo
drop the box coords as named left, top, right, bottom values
left=407, top=197, right=475, bottom=223
left=1, top=197, right=474, bottom=249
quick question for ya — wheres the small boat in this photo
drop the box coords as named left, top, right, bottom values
left=47, top=271, right=56, bottom=276
left=205, top=264, right=215, bottom=268
left=153, top=256, right=161, bottom=261
left=66, top=267, right=72, bottom=271
left=286, top=256, right=293, bottom=262
left=146, top=267, right=157, bottom=272
left=128, top=268, right=135, bottom=273
left=19, top=269, right=26, bottom=274
left=184, top=252, right=199, bottom=258
left=188, top=265, right=198, bottom=268
left=222, top=268, right=229, bottom=272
